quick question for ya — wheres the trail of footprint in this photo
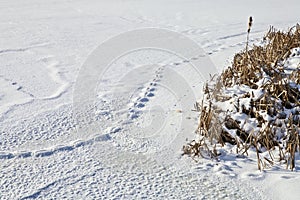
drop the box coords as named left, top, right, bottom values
left=181, top=28, right=211, bottom=35
left=240, top=171, right=265, bottom=180
left=0, top=77, right=34, bottom=121
left=0, top=129, right=119, bottom=160
left=0, top=42, right=245, bottom=160
left=0, top=101, right=119, bottom=160
left=204, top=34, right=262, bottom=55
left=125, top=50, right=212, bottom=120
left=0, top=42, right=50, bottom=55
left=0, top=30, right=262, bottom=161
left=132, top=15, right=264, bottom=57
left=128, top=66, right=165, bottom=119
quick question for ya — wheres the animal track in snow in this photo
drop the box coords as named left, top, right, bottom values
left=1, top=41, right=215, bottom=161
left=0, top=132, right=114, bottom=160
left=0, top=31, right=258, bottom=161
left=241, top=171, right=265, bottom=180
left=127, top=65, right=165, bottom=120
left=0, top=42, right=50, bottom=55
left=0, top=77, right=34, bottom=120
left=0, top=102, right=120, bottom=160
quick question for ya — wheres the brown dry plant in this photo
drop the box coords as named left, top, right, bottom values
left=183, top=23, right=300, bottom=171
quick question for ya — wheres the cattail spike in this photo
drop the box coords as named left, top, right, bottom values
left=248, top=16, right=253, bottom=32
left=246, top=16, right=253, bottom=55
left=248, top=16, right=253, bottom=33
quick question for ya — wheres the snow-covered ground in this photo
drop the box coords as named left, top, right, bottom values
left=1, top=0, right=300, bottom=199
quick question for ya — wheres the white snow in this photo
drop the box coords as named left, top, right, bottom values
left=1, top=0, right=300, bottom=199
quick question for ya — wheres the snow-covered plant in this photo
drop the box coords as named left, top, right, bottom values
left=184, top=24, right=300, bottom=171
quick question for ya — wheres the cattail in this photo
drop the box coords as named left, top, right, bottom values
left=248, top=16, right=253, bottom=33
left=246, top=16, right=253, bottom=55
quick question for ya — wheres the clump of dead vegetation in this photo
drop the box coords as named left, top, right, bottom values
left=183, top=19, right=300, bottom=171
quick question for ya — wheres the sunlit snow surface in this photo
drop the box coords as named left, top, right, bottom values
left=1, top=0, right=300, bottom=199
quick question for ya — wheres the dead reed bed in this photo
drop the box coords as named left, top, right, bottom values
left=183, top=23, right=300, bottom=170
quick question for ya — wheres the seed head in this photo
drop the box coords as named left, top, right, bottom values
left=248, top=16, right=253, bottom=33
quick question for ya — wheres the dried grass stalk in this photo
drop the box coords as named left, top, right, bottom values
left=183, top=23, right=300, bottom=171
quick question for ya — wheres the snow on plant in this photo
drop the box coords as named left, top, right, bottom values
left=184, top=23, right=300, bottom=171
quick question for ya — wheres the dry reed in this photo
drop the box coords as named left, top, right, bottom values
left=183, top=22, right=300, bottom=171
